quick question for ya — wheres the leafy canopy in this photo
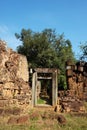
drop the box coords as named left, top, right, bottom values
left=15, top=28, right=75, bottom=89
left=80, top=42, right=87, bottom=61
left=15, top=28, right=75, bottom=68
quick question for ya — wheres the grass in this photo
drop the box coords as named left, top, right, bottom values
left=37, top=96, right=52, bottom=105
left=61, top=113, right=87, bottom=130
left=0, top=115, right=87, bottom=130
left=0, top=102, right=87, bottom=130
left=37, top=98, right=45, bottom=104
left=0, top=112, right=87, bottom=130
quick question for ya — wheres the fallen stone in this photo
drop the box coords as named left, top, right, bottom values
left=57, top=115, right=66, bottom=125
left=7, top=117, right=18, bottom=124
left=17, top=115, right=29, bottom=124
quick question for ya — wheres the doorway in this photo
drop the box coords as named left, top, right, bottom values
left=32, top=68, right=58, bottom=107
left=37, top=78, right=52, bottom=106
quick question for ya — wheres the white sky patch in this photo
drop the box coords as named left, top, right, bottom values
left=0, top=25, right=21, bottom=51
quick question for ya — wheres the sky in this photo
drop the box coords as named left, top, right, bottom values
left=0, top=0, right=87, bottom=59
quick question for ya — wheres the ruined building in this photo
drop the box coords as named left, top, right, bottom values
left=0, top=40, right=87, bottom=113
left=0, top=40, right=32, bottom=111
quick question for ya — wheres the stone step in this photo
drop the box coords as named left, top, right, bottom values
left=34, top=105, right=55, bottom=111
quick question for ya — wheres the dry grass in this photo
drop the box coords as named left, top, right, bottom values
left=0, top=102, right=87, bottom=130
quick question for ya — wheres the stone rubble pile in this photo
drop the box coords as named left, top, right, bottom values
left=58, top=91, right=85, bottom=112
left=0, top=40, right=32, bottom=111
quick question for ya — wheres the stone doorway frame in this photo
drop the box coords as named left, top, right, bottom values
left=32, top=68, right=58, bottom=107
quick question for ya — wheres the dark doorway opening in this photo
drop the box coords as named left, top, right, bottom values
left=37, top=79, right=52, bottom=105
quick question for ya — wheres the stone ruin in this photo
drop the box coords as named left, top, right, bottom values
left=58, top=60, right=87, bottom=113
left=0, top=40, right=32, bottom=113
left=66, top=60, right=87, bottom=101
left=0, top=40, right=87, bottom=114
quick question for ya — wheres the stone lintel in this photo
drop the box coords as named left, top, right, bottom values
left=34, top=68, right=58, bottom=73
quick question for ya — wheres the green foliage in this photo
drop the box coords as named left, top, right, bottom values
left=80, top=42, right=87, bottom=60
left=58, top=75, right=67, bottom=90
left=15, top=28, right=76, bottom=89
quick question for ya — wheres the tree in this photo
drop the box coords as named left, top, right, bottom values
left=15, top=28, right=76, bottom=89
left=15, top=29, right=58, bottom=68
left=54, top=34, right=75, bottom=74
left=80, top=42, right=87, bottom=61
left=53, top=34, right=75, bottom=89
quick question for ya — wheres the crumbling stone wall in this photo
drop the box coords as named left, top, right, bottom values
left=0, top=40, right=32, bottom=111
left=58, top=60, right=87, bottom=113
left=66, top=60, right=87, bottom=101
